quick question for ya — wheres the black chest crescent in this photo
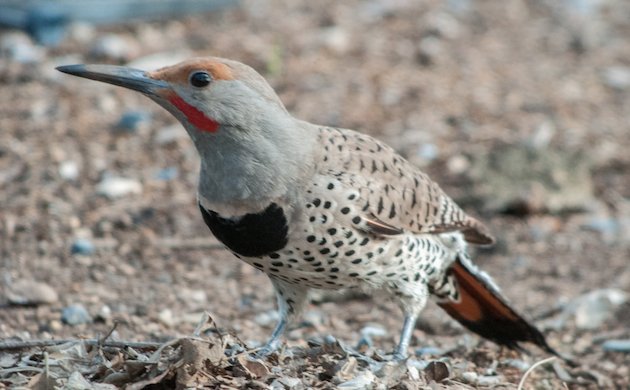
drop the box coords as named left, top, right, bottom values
left=199, top=203, right=289, bottom=257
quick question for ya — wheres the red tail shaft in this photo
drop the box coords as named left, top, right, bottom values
left=437, top=255, right=557, bottom=356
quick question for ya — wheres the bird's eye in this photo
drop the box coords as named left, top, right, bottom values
left=189, top=71, right=212, bottom=88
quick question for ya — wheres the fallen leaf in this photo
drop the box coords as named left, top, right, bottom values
left=237, top=355, right=270, bottom=378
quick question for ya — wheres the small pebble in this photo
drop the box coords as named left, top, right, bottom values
left=70, top=238, right=95, bottom=255
left=62, top=304, right=92, bottom=325
left=7, top=280, right=58, bottom=305
left=97, top=305, right=112, bottom=321
left=602, top=339, right=630, bottom=353
left=418, top=36, right=443, bottom=62
left=155, top=124, right=186, bottom=144
left=602, top=66, right=630, bottom=90
left=416, top=143, right=439, bottom=162
left=90, top=34, right=135, bottom=60
left=447, top=155, right=470, bottom=175
left=357, top=325, right=387, bottom=349
left=59, top=160, right=80, bottom=181
left=155, top=166, right=178, bottom=181
left=178, top=288, right=207, bottom=304
left=115, top=110, right=152, bottom=133
left=324, top=334, right=337, bottom=345
left=320, top=27, right=350, bottom=55
left=301, top=309, right=325, bottom=327
left=573, top=289, right=628, bottom=330
left=0, top=32, right=44, bottom=63
left=582, top=216, right=620, bottom=241
left=415, top=346, right=445, bottom=357
left=504, top=358, right=531, bottom=371
left=254, top=310, right=279, bottom=327
left=461, top=372, right=503, bottom=386
left=360, top=325, right=387, bottom=339
left=96, top=176, right=142, bottom=198
left=158, top=308, right=175, bottom=327
left=49, top=320, right=62, bottom=331
left=66, top=22, right=96, bottom=44
left=356, top=336, right=372, bottom=349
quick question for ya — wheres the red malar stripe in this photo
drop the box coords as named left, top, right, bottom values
left=169, top=94, right=219, bottom=133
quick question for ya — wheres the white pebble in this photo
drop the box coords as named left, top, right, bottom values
left=7, top=280, right=58, bottom=305
left=158, top=308, right=175, bottom=327
left=602, top=66, right=630, bottom=90
left=59, top=160, right=80, bottom=181
left=155, top=124, right=186, bottom=145
left=96, top=177, right=142, bottom=198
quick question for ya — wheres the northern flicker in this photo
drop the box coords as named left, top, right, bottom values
left=57, top=57, right=557, bottom=359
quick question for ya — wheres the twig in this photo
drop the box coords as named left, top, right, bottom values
left=0, top=338, right=165, bottom=351
left=147, top=337, right=185, bottom=363
left=44, top=351, right=49, bottom=382
left=98, top=321, right=119, bottom=348
left=0, top=366, right=44, bottom=376
left=517, top=356, right=558, bottom=390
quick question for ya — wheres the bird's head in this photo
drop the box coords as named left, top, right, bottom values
left=57, top=57, right=315, bottom=210
left=57, top=57, right=289, bottom=136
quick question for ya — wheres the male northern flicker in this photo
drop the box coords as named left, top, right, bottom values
left=58, top=57, right=557, bottom=359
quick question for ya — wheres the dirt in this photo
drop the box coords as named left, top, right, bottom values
left=1, top=0, right=629, bottom=388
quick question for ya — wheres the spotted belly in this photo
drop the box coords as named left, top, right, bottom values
left=199, top=194, right=457, bottom=297
left=241, top=225, right=454, bottom=295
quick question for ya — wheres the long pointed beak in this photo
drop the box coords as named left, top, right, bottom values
left=56, top=64, right=169, bottom=96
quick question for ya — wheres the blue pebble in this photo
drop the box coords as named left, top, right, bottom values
left=71, top=239, right=95, bottom=255
left=416, top=143, right=439, bottom=162
left=356, top=336, right=373, bottom=349
left=155, top=166, right=178, bottom=181
left=115, top=111, right=151, bottom=132
left=415, top=346, right=445, bottom=356
left=602, top=339, right=630, bottom=352
left=323, top=334, right=337, bottom=345
left=61, top=304, right=91, bottom=325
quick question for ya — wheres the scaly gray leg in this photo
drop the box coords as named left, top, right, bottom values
left=255, top=277, right=309, bottom=357
left=393, top=313, right=417, bottom=361
left=256, top=315, right=287, bottom=356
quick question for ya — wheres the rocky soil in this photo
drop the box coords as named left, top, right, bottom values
left=1, top=0, right=629, bottom=388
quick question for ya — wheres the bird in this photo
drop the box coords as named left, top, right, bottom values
left=57, top=57, right=557, bottom=360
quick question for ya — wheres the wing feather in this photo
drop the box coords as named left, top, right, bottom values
left=317, top=127, right=494, bottom=244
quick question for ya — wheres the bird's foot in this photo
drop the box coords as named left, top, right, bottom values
left=250, top=341, right=280, bottom=359
left=392, top=352, right=408, bottom=363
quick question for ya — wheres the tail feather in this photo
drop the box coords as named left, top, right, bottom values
left=436, top=254, right=558, bottom=356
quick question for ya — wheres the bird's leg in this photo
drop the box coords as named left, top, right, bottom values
left=393, top=313, right=418, bottom=361
left=256, top=315, right=287, bottom=356
left=255, top=277, right=309, bottom=357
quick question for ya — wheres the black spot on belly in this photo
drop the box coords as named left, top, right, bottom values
left=199, top=202, right=288, bottom=257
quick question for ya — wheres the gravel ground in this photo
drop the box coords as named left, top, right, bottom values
left=1, top=0, right=629, bottom=388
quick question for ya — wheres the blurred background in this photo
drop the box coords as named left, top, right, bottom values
left=0, top=0, right=629, bottom=387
